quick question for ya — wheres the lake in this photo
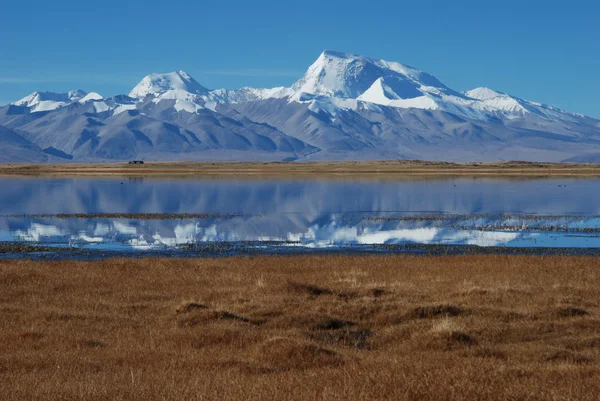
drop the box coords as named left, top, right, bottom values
left=2, top=176, right=600, bottom=258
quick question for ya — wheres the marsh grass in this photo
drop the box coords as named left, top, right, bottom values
left=1, top=255, right=600, bottom=400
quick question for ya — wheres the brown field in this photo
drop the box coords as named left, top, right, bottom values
left=2, top=255, right=600, bottom=400
left=2, top=160, right=600, bottom=178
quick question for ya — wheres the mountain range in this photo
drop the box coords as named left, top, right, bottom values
left=2, top=50, right=600, bottom=163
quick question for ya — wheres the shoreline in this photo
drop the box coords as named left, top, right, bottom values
left=4, top=242, right=600, bottom=260
left=2, top=160, right=600, bottom=178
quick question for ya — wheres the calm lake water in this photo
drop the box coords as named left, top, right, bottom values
left=2, top=177, right=600, bottom=258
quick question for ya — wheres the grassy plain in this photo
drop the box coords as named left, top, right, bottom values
left=2, top=160, right=600, bottom=178
left=2, top=255, right=600, bottom=400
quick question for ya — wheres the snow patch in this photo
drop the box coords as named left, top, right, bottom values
left=79, top=92, right=103, bottom=103
left=113, top=104, right=137, bottom=115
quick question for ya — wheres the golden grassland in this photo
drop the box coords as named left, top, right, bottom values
left=2, top=255, right=600, bottom=400
left=2, top=160, right=600, bottom=178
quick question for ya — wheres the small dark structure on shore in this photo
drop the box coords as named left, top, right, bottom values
left=128, top=160, right=144, bottom=165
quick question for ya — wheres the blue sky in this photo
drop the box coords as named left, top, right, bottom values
left=2, top=0, right=599, bottom=117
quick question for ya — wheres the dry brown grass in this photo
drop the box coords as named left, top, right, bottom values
left=2, top=160, right=600, bottom=178
left=1, top=255, right=600, bottom=400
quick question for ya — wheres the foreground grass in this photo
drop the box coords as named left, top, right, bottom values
left=2, top=160, right=600, bottom=178
left=1, top=255, right=600, bottom=400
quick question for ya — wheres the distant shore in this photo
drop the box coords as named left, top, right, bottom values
left=2, top=160, right=600, bottom=178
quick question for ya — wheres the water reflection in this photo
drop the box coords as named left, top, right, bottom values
left=2, top=177, right=600, bottom=256
left=3, top=214, right=600, bottom=253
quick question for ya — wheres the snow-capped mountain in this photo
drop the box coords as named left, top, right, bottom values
left=293, top=50, right=451, bottom=98
left=280, top=51, right=582, bottom=122
left=129, top=70, right=209, bottom=98
left=2, top=50, right=600, bottom=163
left=78, top=92, right=103, bottom=103
left=13, top=89, right=88, bottom=113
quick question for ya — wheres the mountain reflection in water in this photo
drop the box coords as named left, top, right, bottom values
left=1, top=177, right=599, bottom=255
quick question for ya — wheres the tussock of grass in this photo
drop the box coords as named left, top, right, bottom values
left=307, top=329, right=373, bottom=350
left=19, top=331, right=44, bottom=341
left=470, top=347, right=508, bottom=360
left=287, top=282, right=335, bottom=296
left=312, top=317, right=356, bottom=331
left=252, top=337, right=345, bottom=371
left=409, top=304, right=464, bottom=319
left=430, top=315, right=464, bottom=333
left=369, top=288, right=386, bottom=297
left=175, top=301, right=208, bottom=314
left=555, top=306, right=591, bottom=318
left=76, top=339, right=107, bottom=349
left=177, top=310, right=257, bottom=327
left=2, top=255, right=600, bottom=400
left=545, top=350, right=594, bottom=365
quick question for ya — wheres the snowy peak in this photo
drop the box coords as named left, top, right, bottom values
left=3, top=51, right=588, bottom=125
left=2, top=49, right=600, bottom=164
left=464, top=87, right=529, bottom=116
left=292, top=50, right=383, bottom=98
left=292, top=50, right=450, bottom=99
left=78, top=92, right=103, bottom=103
left=288, top=52, right=576, bottom=121
left=464, top=87, right=506, bottom=101
left=129, top=70, right=209, bottom=99
left=67, top=89, right=87, bottom=100
left=77, top=92, right=111, bottom=113
left=13, top=89, right=88, bottom=112
left=462, top=88, right=579, bottom=121
left=15, top=90, right=87, bottom=106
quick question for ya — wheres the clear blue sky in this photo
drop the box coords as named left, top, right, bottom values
left=2, top=0, right=599, bottom=117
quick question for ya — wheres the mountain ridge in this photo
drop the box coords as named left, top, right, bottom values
left=2, top=50, right=600, bottom=163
